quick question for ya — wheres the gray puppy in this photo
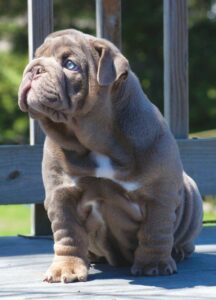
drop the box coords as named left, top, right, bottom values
left=18, top=29, right=203, bottom=283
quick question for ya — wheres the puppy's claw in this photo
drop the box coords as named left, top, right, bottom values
left=131, top=265, right=159, bottom=276
left=145, top=267, right=159, bottom=276
left=62, top=276, right=68, bottom=284
left=78, top=275, right=87, bottom=282
left=61, top=273, right=78, bottom=284
left=43, top=275, right=53, bottom=283
left=131, top=257, right=177, bottom=277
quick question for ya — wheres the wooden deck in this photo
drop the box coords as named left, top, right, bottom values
left=0, top=227, right=215, bottom=299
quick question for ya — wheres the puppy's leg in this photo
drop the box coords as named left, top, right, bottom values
left=44, top=187, right=89, bottom=283
left=173, top=173, right=203, bottom=262
left=131, top=193, right=177, bottom=276
left=77, top=186, right=122, bottom=267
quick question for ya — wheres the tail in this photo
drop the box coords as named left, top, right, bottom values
left=172, top=172, right=203, bottom=261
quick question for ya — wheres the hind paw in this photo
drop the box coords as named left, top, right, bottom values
left=131, top=256, right=177, bottom=276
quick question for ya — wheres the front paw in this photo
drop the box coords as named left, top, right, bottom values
left=131, top=256, right=177, bottom=276
left=44, top=256, right=89, bottom=283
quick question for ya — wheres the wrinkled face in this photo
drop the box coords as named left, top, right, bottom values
left=18, top=29, right=129, bottom=123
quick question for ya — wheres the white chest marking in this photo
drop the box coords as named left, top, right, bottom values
left=92, top=153, right=115, bottom=180
left=117, top=181, right=140, bottom=192
left=61, top=154, right=140, bottom=192
left=92, top=152, right=140, bottom=192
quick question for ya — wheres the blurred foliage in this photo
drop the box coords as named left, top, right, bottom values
left=189, top=18, right=216, bottom=131
left=0, top=53, right=28, bottom=143
left=0, top=0, right=215, bottom=144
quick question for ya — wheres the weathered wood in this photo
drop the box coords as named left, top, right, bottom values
left=28, top=0, right=53, bottom=235
left=96, top=0, right=121, bottom=49
left=0, top=145, right=44, bottom=204
left=178, top=139, right=216, bottom=196
left=0, top=227, right=216, bottom=299
left=0, top=140, right=216, bottom=205
left=163, top=0, right=189, bottom=138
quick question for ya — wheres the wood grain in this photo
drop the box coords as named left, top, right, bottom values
left=0, top=139, right=215, bottom=205
left=96, top=0, right=121, bottom=49
left=178, top=139, right=216, bottom=196
left=163, top=0, right=189, bottom=138
left=0, top=145, right=44, bottom=205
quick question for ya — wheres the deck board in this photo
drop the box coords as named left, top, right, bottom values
left=0, top=227, right=216, bottom=299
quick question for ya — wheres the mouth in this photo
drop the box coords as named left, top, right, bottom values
left=18, top=76, right=32, bottom=112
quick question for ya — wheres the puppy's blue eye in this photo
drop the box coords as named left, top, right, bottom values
left=63, top=59, right=79, bottom=71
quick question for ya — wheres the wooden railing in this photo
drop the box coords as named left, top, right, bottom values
left=0, top=0, right=216, bottom=235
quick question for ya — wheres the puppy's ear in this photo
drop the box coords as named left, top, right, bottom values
left=93, top=40, right=129, bottom=86
left=35, top=41, right=50, bottom=58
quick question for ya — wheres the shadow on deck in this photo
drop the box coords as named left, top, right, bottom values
left=0, top=227, right=215, bottom=300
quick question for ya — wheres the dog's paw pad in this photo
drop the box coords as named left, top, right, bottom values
left=43, top=274, right=53, bottom=283
left=43, top=256, right=88, bottom=284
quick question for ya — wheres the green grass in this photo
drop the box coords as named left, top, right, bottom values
left=190, top=129, right=216, bottom=138
left=0, top=205, right=31, bottom=236
left=204, top=212, right=216, bottom=221
left=203, top=196, right=216, bottom=225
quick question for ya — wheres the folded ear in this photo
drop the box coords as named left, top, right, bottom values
left=93, top=40, right=129, bottom=86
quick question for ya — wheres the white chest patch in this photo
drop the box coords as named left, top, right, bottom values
left=91, top=152, right=140, bottom=192
left=92, top=152, right=115, bottom=180
left=61, top=154, right=140, bottom=192
left=117, top=181, right=140, bottom=192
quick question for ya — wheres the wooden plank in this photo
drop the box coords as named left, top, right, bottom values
left=178, top=139, right=216, bottom=196
left=163, top=0, right=189, bottom=138
left=0, top=227, right=216, bottom=299
left=0, top=145, right=44, bottom=205
left=96, top=0, right=121, bottom=49
left=28, top=0, right=53, bottom=235
left=0, top=140, right=216, bottom=205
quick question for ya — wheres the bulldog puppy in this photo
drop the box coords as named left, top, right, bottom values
left=18, top=29, right=203, bottom=283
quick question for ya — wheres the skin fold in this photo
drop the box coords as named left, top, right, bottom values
left=18, top=29, right=203, bottom=283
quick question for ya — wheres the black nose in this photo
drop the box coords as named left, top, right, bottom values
left=31, top=65, right=45, bottom=79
